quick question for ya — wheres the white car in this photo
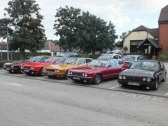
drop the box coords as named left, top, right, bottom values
left=98, top=53, right=123, bottom=60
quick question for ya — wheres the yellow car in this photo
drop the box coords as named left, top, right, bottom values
left=43, top=57, right=93, bottom=79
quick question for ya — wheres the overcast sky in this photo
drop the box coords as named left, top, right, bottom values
left=0, top=0, right=168, bottom=40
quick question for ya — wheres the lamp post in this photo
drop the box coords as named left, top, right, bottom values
left=6, top=26, right=9, bottom=61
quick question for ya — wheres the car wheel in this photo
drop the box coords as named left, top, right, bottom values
left=39, top=68, right=45, bottom=76
left=151, top=79, right=159, bottom=90
left=93, top=74, right=101, bottom=84
left=63, top=70, right=68, bottom=79
left=73, top=80, right=80, bottom=83
left=9, top=70, right=13, bottom=73
left=162, top=74, right=166, bottom=82
left=47, top=75, right=53, bottom=79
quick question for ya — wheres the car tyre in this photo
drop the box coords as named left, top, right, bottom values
left=162, top=74, right=166, bottom=82
left=151, top=79, right=159, bottom=90
left=63, top=70, right=68, bottom=79
left=93, top=74, right=101, bottom=84
left=73, top=80, right=80, bottom=83
left=39, top=68, right=45, bottom=76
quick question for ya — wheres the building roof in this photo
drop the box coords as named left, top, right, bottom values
left=43, top=41, right=59, bottom=52
left=132, top=25, right=158, bottom=38
left=137, top=38, right=161, bottom=49
left=158, top=5, right=168, bottom=23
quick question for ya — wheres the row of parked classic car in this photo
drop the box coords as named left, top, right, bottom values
left=3, top=53, right=167, bottom=90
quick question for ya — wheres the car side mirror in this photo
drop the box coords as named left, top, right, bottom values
left=107, top=65, right=112, bottom=68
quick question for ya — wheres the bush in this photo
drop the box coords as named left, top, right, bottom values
left=0, top=60, right=8, bottom=68
left=157, top=54, right=168, bottom=61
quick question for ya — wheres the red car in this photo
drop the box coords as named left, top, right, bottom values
left=6, top=56, right=46, bottom=73
left=67, top=59, right=128, bottom=84
left=22, top=56, right=65, bottom=76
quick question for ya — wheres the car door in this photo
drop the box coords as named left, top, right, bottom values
left=106, top=60, right=118, bottom=79
left=158, top=62, right=166, bottom=81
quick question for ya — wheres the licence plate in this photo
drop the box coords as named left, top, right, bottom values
left=73, top=77, right=80, bottom=80
left=48, top=72, right=53, bottom=75
left=24, top=69, right=29, bottom=72
left=128, top=82, right=140, bottom=86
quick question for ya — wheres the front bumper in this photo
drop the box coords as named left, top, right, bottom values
left=68, top=75, right=92, bottom=83
left=24, top=69, right=38, bottom=75
left=118, top=79, right=156, bottom=87
left=45, top=71, right=65, bottom=78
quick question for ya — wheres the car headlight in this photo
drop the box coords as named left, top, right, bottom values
left=68, top=71, right=72, bottom=75
left=30, top=67, right=34, bottom=70
left=123, top=76, right=126, bottom=79
left=119, top=75, right=122, bottom=79
left=147, top=77, right=151, bottom=82
left=11, top=65, right=14, bottom=68
left=82, top=73, right=87, bottom=77
left=55, top=69, right=59, bottom=72
left=143, top=77, right=146, bottom=81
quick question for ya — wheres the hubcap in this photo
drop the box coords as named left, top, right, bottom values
left=95, top=75, right=100, bottom=83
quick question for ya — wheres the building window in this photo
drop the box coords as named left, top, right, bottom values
left=130, top=40, right=143, bottom=53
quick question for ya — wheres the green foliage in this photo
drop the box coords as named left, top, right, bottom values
left=123, top=46, right=128, bottom=51
left=4, top=0, right=46, bottom=55
left=0, top=60, right=7, bottom=68
left=54, top=6, right=117, bottom=54
left=157, top=54, right=168, bottom=61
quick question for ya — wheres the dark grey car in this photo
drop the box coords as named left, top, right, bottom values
left=118, top=60, right=167, bottom=90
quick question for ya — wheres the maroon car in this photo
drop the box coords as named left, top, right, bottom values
left=9, top=56, right=49, bottom=73
left=67, top=59, right=128, bottom=84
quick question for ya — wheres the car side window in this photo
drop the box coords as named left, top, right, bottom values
left=118, top=55, right=122, bottom=59
left=78, top=59, right=85, bottom=64
left=86, top=59, right=92, bottom=63
left=113, top=55, right=118, bottom=59
left=137, top=56, right=144, bottom=60
left=159, top=62, right=164, bottom=69
left=108, top=60, right=116, bottom=67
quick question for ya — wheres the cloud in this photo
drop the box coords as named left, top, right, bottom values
left=1, top=0, right=168, bottom=39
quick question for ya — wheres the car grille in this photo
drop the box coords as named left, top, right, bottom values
left=46, top=69, right=55, bottom=72
left=24, top=66, right=31, bottom=69
left=125, top=76, right=142, bottom=81
left=71, top=72, right=83, bottom=76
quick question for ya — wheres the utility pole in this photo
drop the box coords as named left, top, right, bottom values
left=6, top=26, right=9, bottom=61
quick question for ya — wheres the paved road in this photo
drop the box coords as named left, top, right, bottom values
left=0, top=74, right=168, bottom=126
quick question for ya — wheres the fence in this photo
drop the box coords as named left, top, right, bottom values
left=0, top=51, right=51, bottom=61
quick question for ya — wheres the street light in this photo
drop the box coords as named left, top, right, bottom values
left=6, top=26, right=9, bottom=61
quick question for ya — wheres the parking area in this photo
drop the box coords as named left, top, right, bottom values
left=1, top=64, right=168, bottom=98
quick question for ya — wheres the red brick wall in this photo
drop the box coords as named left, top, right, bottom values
left=159, top=24, right=168, bottom=53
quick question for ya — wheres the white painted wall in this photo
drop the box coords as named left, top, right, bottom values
left=123, top=31, right=154, bottom=53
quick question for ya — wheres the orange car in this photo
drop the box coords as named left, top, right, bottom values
left=43, top=57, right=93, bottom=79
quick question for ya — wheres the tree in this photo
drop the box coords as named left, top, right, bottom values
left=0, top=18, right=13, bottom=40
left=4, top=0, right=46, bottom=57
left=117, top=31, right=131, bottom=46
left=54, top=6, right=117, bottom=54
left=54, top=6, right=81, bottom=52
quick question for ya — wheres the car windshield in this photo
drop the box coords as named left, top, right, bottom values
left=98, top=55, right=113, bottom=60
left=32, top=56, right=44, bottom=62
left=52, top=57, right=65, bottom=63
left=63, top=58, right=77, bottom=64
left=88, top=60, right=107, bottom=67
left=123, top=56, right=135, bottom=61
left=130, top=61, right=159, bottom=71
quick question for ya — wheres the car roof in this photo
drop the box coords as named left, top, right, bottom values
left=134, top=60, right=158, bottom=62
left=123, top=55, right=144, bottom=57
